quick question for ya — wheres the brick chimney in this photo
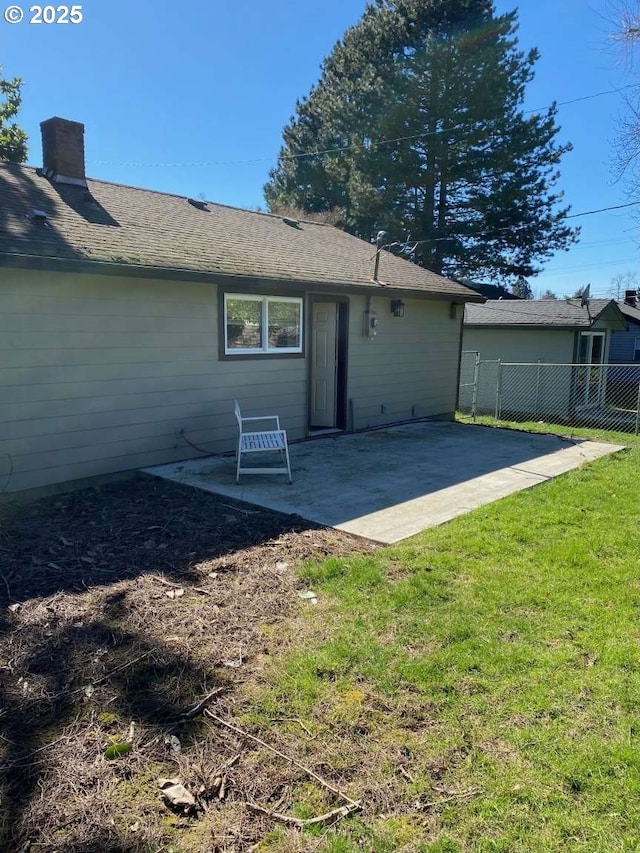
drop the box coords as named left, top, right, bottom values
left=623, top=289, right=638, bottom=307
left=40, top=117, right=87, bottom=187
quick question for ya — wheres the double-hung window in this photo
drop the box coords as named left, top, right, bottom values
left=634, top=336, right=640, bottom=362
left=224, top=294, right=303, bottom=355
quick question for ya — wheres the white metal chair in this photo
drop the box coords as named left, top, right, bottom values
left=234, top=400, right=292, bottom=484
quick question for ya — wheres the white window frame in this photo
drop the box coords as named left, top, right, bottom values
left=578, top=331, right=606, bottom=365
left=223, top=293, right=303, bottom=355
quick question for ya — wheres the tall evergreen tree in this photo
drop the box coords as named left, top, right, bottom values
left=265, top=0, right=578, bottom=283
left=0, top=66, right=27, bottom=163
left=511, top=275, right=533, bottom=299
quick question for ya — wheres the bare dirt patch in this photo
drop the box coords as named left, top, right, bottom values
left=0, top=475, right=376, bottom=852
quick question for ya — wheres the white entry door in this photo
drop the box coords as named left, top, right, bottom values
left=576, top=331, right=606, bottom=408
left=310, top=302, right=338, bottom=428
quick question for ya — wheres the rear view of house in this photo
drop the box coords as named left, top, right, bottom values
left=0, top=117, right=482, bottom=498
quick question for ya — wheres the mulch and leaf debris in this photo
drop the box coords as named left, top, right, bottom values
left=0, top=475, right=376, bottom=852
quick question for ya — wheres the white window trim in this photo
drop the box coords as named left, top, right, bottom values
left=224, top=293, right=303, bottom=355
left=578, top=331, right=606, bottom=365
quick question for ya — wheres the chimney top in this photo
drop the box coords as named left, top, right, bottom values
left=40, top=117, right=86, bottom=187
left=624, top=289, right=638, bottom=307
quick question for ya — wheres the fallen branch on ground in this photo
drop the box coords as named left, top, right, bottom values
left=271, top=716, right=316, bottom=738
left=246, top=800, right=361, bottom=828
left=194, top=752, right=241, bottom=808
left=204, top=709, right=359, bottom=807
left=153, top=575, right=212, bottom=596
left=21, top=652, right=152, bottom=708
left=218, top=502, right=260, bottom=515
left=0, top=731, right=79, bottom=771
left=179, top=686, right=229, bottom=722
left=142, top=684, right=231, bottom=751
left=419, top=787, right=481, bottom=809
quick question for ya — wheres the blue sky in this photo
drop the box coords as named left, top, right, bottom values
left=1, top=0, right=638, bottom=297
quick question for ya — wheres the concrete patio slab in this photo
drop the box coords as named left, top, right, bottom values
left=144, top=422, right=624, bottom=544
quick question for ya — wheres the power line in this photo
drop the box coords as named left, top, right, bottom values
left=551, top=84, right=637, bottom=108
left=87, top=84, right=639, bottom=170
left=375, top=199, right=640, bottom=254
left=566, top=237, right=636, bottom=250
left=536, top=257, right=639, bottom=275
left=565, top=200, right=640, bottom=218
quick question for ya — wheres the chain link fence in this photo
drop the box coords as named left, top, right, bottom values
left=459, top=351, right=640, bottom=434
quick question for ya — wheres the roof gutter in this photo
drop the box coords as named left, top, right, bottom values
left=0, top=252, right=485, bottom=302
left=465, top=323, right=593, bottom=330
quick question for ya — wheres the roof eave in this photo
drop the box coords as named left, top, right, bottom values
left=593, top=301, right=629, bottom=331
left=464, top=322, right=589, bottom=330
left=0, top=251, right=483, bottom=300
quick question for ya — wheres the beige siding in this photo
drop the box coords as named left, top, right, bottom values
left=1, top=271, right=463, bottom=496
left=0, top=269, right=307, bottom=495
left=348, top=296, right=460, bottom=429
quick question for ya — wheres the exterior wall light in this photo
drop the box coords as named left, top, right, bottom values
left=390, top=299, right=405, bottom=318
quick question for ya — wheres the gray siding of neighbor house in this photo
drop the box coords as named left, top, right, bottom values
left=462, top=327, right=576, bottom=363
left=461, top=328, right=577, bottom=417
left=1, top=269, right=460, bottom=496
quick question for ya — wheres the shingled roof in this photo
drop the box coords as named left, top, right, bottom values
left=0, top=161, right=480, bottom=300
left=465, top=298, right=627, bottom=329
left=619, top=301, right=640, bottom=326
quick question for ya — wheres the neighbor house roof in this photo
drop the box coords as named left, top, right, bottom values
left=618, top=301, right=640, bottom=326
left=0, top=163, right=481, bottom=300
left=465, top=298, right=627, bottom=330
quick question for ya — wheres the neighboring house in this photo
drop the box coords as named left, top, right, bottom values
left=462, top=298, right=628, bottom=417
left=610, top=291, right=640, bottom=364
left=0, top=117, right=482, bottom=497
left=463, top=298, right=627, bottom=363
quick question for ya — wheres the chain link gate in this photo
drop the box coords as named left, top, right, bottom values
left=459, top=353, right=640, bottom=434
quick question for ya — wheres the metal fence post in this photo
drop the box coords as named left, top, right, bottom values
left=471, top=353, right=480, bottom=421
left=495, top=361, right=503, bottom=423
left=635, top=382, right=640, bottom=436
left=535, top=359, right=542, bottom=415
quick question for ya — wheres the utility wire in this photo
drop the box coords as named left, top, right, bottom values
left=564, top=236, right=636, bottom=250
left=529, top=256, right=639, bottom=275
left=565, top=200, right=640, bottom=218
left=87, top=84, right=639, bottom=169
left=373, top=198, right=640, bottom=254
left=80, top=78, right=640, bottom=279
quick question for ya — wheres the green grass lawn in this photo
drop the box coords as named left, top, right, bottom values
left=248, top=427, right=640, bottom=852
left=457, top=412, right=639, bottom=445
